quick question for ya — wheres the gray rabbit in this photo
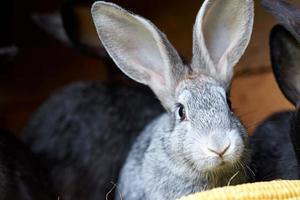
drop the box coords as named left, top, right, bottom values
left=91, top=0, right=254, bottom=199
left=249, top=25, right=300, bottom=181
left=23, top=0, right=254, bottom=199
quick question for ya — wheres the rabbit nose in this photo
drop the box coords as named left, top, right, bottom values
left=208, top=144, right=230, bottom=159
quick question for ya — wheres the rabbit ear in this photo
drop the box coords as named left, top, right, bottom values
left=33, top=9, right=107, bottom=58
left=192, top=0, right=254, bottom=89
left=261, top=0, right=300, bottom=43
left=91, top=1, right=185, bottom=110
left=270, top=25, right=300, bottom=107
left=33, top=12, right=73, bottom=46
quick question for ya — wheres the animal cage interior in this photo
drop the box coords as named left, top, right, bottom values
left=0, top=0, right=300, bottom=199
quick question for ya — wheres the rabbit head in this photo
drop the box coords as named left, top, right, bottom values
left=92, top=0, right=254, bottom=174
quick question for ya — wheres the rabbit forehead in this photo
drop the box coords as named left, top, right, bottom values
left=176, top=76, right=230, bottom=129
left=176, top=75, right=226, bottom=102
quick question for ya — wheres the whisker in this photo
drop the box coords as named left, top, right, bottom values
left=237, top=161, right=247, bottom=176
left=227, top=171, right=240, bottom=186
left=246, top=165, right=255, bottom=177
left=106, top=181, right=123, bottom=200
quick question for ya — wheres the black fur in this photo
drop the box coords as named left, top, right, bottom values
left=22, top=81, right=163, bottom=200
left=0, top=129, right=56, bottom=200
left=249, top=25, right=300, bottom=181
left=249, top=111, right=299, bottom=181
left=261, top=0, right=300, bottom=43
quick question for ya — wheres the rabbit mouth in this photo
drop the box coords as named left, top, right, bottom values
left=206, top=149, right=249, bottom=176
left=211, top=157, right=232, bottom=169
left=202, top=159, right=239, bottom=177
left=189, top=157, right=230, bottom=174
left=196, top=152, right=244, bottom=174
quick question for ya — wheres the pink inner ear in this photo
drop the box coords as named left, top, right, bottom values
left=149, top=69, right=165, bottom=85
left=133, top=59, right=166, bottom=86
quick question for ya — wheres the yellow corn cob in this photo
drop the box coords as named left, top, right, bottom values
left=179, top=180, right=300, bottom=200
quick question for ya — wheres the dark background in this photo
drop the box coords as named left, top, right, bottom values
left=0, top=0, right=297, bottom=135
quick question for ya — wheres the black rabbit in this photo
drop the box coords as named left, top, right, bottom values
left=22, top=82, right=163, bottom=199
left=250, top=25, right=300, bottom=181
left=26, top=2, right=164, bottom=199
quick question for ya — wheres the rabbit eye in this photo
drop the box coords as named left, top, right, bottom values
left=177, top=103, right=186, bottom=121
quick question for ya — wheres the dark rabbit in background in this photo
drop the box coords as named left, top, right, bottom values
left=250, top=25, right=300, bottom=181
left=25, top=1, right=164, bottom=199
left=32, top=0, right=125, bottom=78
left=249, top=0, right=300, bottom=181
left=0, top=4, right=56, bottom=195
left=261, top=0, right=300, bottom=42
left=32, top=0, right=189, bottom=79
left=22, top=83, right=163, bottom=200
left=0, top=129, right=56, bottom=200
left=32, top=0, right=105, bottom=58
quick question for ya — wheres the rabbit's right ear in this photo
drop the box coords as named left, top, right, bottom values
left=192, top=0, right=254, bottom=89
left=270, top=25, right=300, bottom=107
left=91, top=2, right=186, bottom=110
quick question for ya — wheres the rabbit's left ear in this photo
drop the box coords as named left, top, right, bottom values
left=192, top=0, right=254, bottom=89
left=91, top=2, right=186, bottom=110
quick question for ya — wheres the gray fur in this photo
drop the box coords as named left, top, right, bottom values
left=91, top=1, right=254, bottom=198
left=118, top=78, right=249, bottom=199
